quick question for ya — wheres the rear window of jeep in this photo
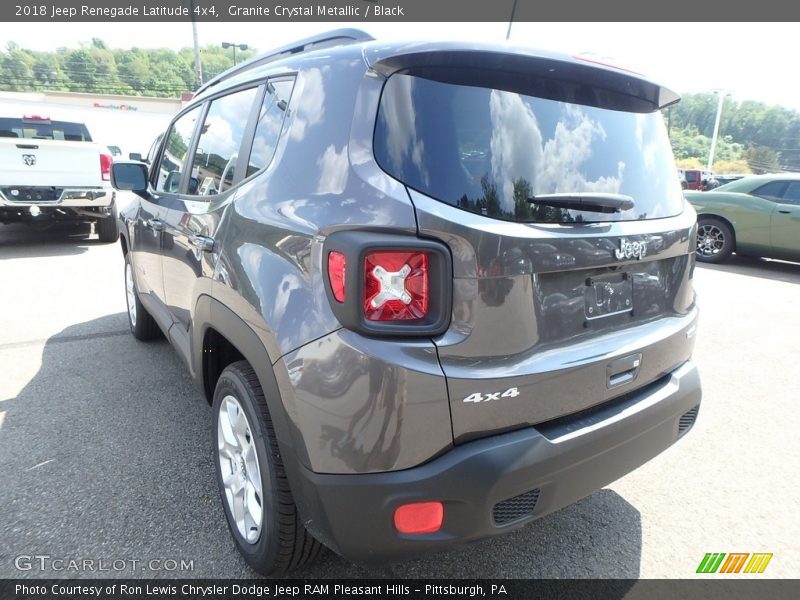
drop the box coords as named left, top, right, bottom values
left=374, top=74, right=684, bottom=224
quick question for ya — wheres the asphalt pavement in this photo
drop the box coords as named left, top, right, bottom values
left=0, top=223, right=797, bottom=579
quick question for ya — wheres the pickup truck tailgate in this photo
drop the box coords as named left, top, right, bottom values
left=0, top=139, right=103, bottom=188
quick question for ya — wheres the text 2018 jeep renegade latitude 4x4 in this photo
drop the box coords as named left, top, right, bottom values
left=111, top=30, right=702, bottom=574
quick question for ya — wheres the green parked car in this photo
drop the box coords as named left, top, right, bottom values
left=685, top=174, right=800, bottom=263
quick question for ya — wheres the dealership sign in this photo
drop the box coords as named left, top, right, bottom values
left=93, top=102, right=138, bottom=111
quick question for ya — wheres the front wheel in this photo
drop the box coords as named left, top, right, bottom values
left=124, top=253, right=161, bottom=340
left=213, top=361, right=324, bottom=575
left=696, top=217, right=734, bottom=263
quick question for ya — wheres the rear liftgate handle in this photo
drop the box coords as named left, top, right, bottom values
left=607, top=353, right=642, bottom=388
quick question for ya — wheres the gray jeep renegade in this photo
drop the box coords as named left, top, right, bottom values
left=111, top=29, right=702, bottom=575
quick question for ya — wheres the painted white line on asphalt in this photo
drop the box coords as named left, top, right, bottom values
left=26, top=459, right=54, bottom=471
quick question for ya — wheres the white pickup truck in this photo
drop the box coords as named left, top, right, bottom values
left=0, top=115, right=119, bottom=242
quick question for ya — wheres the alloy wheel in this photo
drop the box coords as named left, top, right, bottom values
left=125, top=262, right=137, bottom=328
left=217, top=395, right=264, bottom=544
left=697, top=223, right=726, bottom=257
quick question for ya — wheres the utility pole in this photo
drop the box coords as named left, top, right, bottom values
left=190, top=0, right=203, bottom=88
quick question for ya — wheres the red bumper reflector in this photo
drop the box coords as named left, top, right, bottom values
left=393, top=501, right=443, bottom=534
left=327, top=251, right=347, bottom=303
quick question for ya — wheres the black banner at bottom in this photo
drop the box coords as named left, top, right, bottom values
left=2, top=579, right=799, bottom=600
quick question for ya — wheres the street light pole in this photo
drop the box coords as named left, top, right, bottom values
left=707, top=90, right=730, bottom=172
left=222, top=42, right=248, bottom=67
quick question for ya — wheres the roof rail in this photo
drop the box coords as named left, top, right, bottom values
left=195, top=28, right=374, bottom=96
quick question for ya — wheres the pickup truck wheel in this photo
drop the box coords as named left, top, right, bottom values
left=213, top=361, right=324, bottom=575
left=96, top=205, right=119, bottom=243
left=124, top=253, right=160, bottom=340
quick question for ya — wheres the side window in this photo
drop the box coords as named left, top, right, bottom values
left=780, top=181, right=800, bottom=205
left=146, top=133, right=164, bottom=165
left=187, top=86, right=259, bottom=197
left=753, top=181, right=787, bottom=202
left=154, top=106, right=200, bottom=194
left=245, top=79, right=295, bottom=177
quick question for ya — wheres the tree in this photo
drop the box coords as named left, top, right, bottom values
left=711, top=159, right=751, bottom=174
left=513, top=178, right=532, bottom=220
left=63, top=48, right=98, bottom=92
left=744, top=147, right=780, bottom=174
left=0, top=48, right=34, bottom=91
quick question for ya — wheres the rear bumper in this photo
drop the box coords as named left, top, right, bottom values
left=291, top=361, right=701, bottom=562
left=0, top=187, right=113, bottom=208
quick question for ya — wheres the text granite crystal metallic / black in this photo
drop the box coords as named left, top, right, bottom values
left=109, top=29, right=702, bottom=575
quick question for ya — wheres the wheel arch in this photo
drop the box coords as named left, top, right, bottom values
left=192, top=295, right=308, bottom=471
left=119, top=215, right=130, bottom=257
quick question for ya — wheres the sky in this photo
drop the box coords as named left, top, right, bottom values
left=1, top=21, right=799, bottom=111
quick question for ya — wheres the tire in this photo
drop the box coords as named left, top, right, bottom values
left=213, top=361, right=324, bottom=575
left=97, top=204, right=119, bottom=243
left=124, top=252, right=161, bottom=340
left=696, top=217, right=734, bottom=263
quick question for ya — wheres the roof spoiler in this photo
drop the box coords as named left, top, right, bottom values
left=368, top=47, right=680, bottom=111
left=196, top=28, right=374, bottom=96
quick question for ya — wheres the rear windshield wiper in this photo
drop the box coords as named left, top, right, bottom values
left=528, top=193, right=635, bottom=213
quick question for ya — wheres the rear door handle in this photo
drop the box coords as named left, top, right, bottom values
left=189, top=234, right=215, bottom=253
left=778, top=210, right=792, bottom=214
left=146, top=218, right=164, bottom=232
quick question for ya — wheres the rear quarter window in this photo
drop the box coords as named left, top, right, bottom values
left=0, top=118, right=92, bottom=141
left=374, top=74, right=684, bottom=223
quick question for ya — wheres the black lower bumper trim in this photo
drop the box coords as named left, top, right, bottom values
left=290, top=362, right=701, bottom=562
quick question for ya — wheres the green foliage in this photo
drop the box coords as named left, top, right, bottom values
left=0, top=38, right=256, bottom=97
left=669, top=126, right=744, bottom=163
left=712, top=159, right=751, bottom=174
left=675, top=157, right=704, bottom=169
left=670, top=93, right=800, bottom=172
left=744, top=146, right=780, bottom=174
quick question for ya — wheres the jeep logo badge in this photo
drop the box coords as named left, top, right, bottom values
left=22, top=154, right=36, bottom=166
left=615, top=238, right=647, bottom=260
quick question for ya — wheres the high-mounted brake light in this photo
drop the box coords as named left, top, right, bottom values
left=23, top=114, right=50, bottom=121
left=100, top=153, right=112, bottom=181
left=327, top=251, right=346, bottom=303
left=573, top=53, right=643, bottom=76
left=364, top=251, right=429, bottom=321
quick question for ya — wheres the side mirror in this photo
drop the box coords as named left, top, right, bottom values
left=129, top=152, right=144, bottom=162
left=111, top=162, right=149, bottom=196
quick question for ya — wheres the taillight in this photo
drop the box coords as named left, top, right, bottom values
left=327, top=251, right=346, bottom=303
left=100, top=153, right=112, bottom=181
left=322, top=232, right=451, bottom=337
left=364, top=251, right=428, bottom=321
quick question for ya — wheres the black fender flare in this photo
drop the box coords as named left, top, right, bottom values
left=191, top=295, right=312, bottom=477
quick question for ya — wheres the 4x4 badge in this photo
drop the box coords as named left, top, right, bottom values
left=22, top=154, right=36, bottom=166
left=615, top=238, right=647, bottom=260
